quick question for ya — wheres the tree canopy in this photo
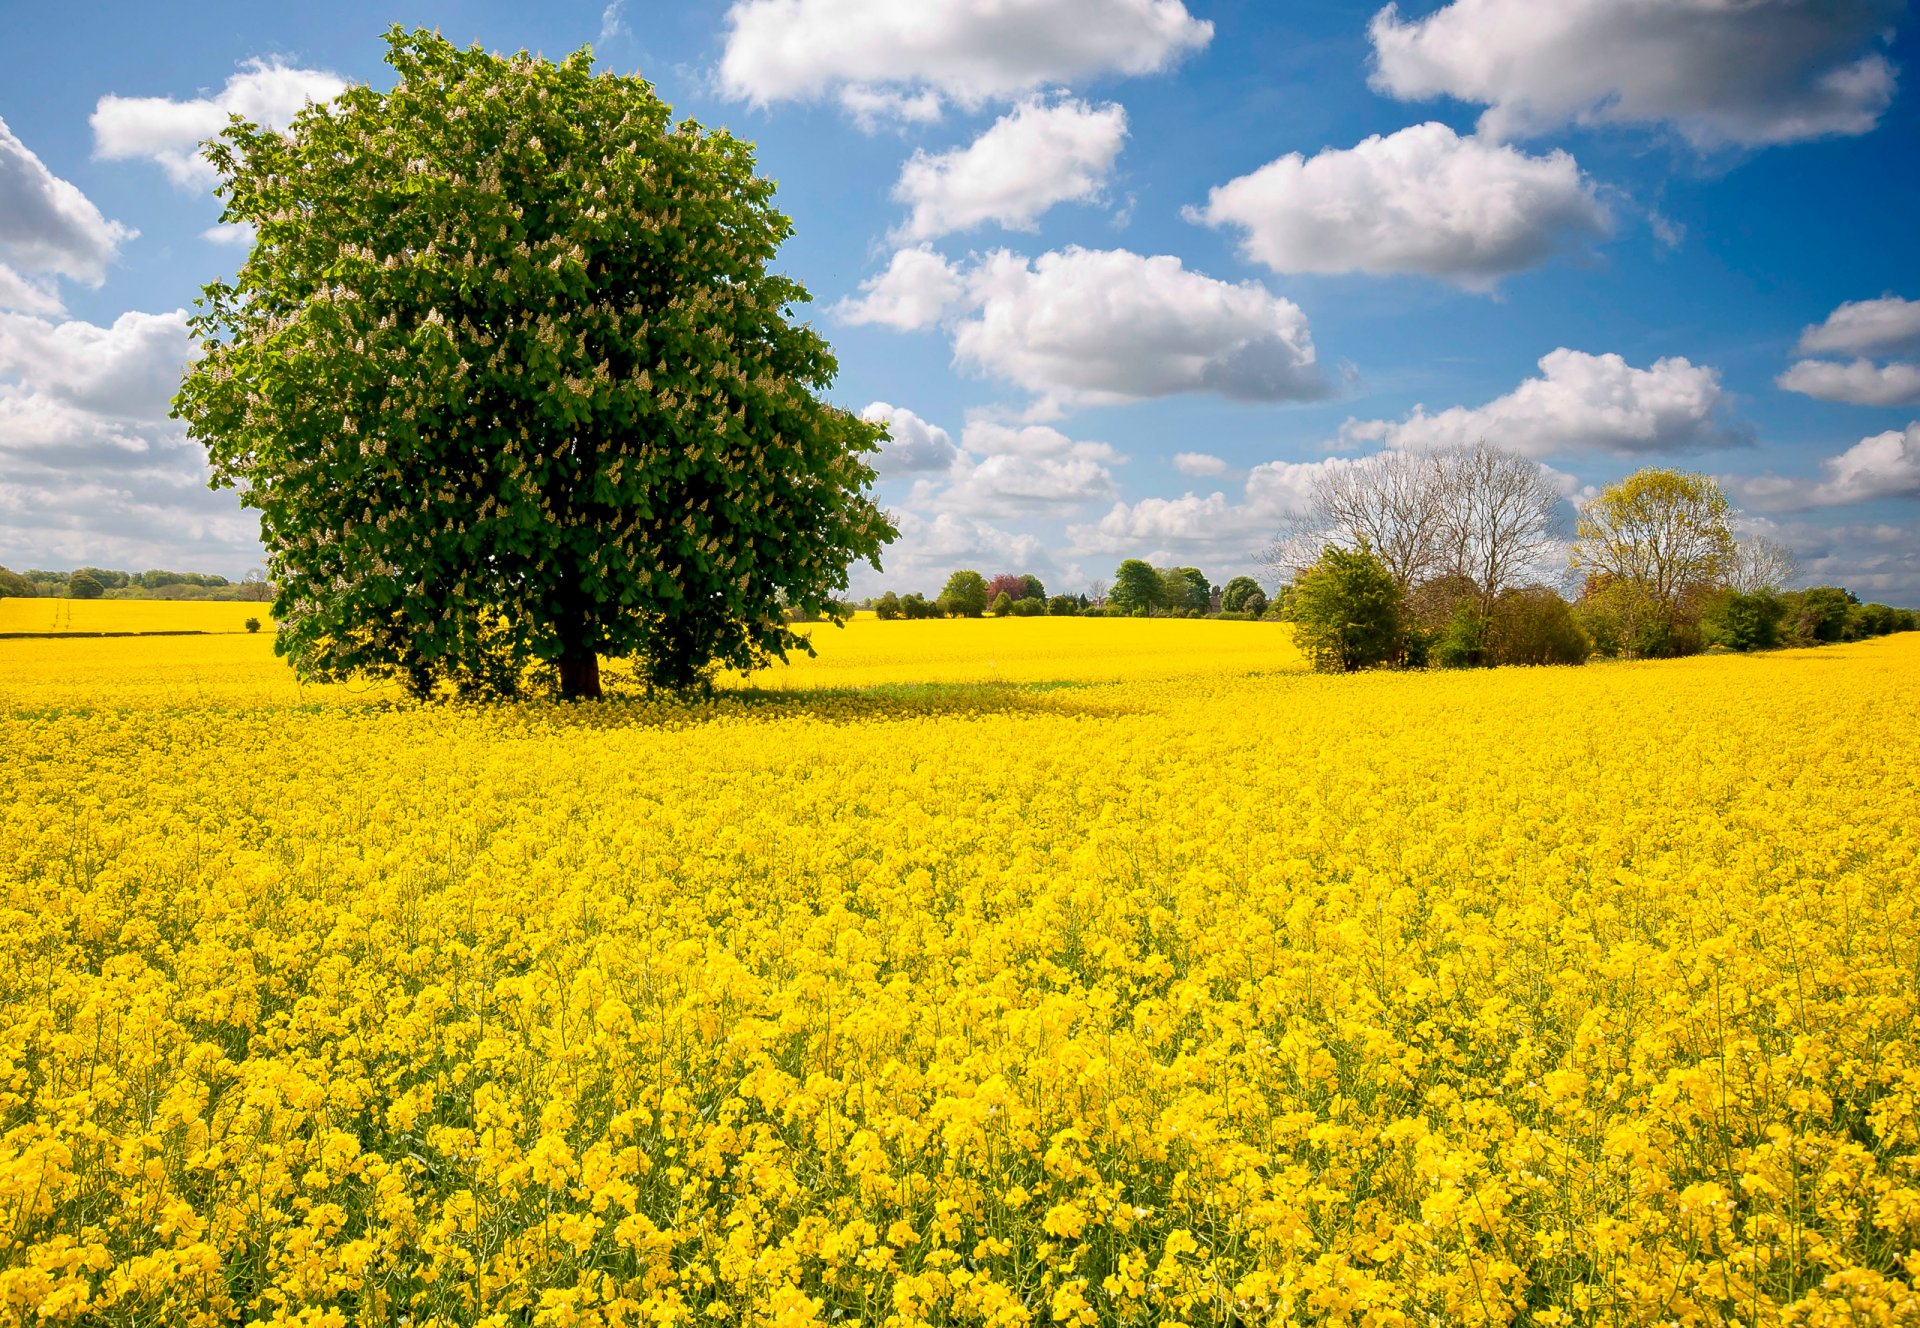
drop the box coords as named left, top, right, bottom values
left=174, top=29, right=895, bottom=699
left=1110, top=559, right=1162, bottom=613
left=1572, top=469, right=1733, bottom=658
left=1289, top=544, right=1403, bottom=672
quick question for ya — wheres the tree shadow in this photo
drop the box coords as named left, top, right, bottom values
left=524, top=679, right=1137, bottom=731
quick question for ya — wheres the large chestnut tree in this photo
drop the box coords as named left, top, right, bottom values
left=175, top=29, right=894, bottom=699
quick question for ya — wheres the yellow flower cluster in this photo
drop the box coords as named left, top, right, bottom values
left=1, top=617, right=1916, bottom=1326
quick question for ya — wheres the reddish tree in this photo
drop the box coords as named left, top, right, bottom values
left=986, top=574, right=1030, bottom=603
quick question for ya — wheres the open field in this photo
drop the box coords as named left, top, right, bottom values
left=0, top=599, right=268, bottom=637
left=1, top=622, right=1917, bottom=1325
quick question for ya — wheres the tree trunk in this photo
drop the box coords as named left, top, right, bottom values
left=558, top=652, right=601, bottom=700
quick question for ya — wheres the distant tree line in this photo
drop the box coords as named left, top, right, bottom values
left=0, top=566, right=275, bottom=601
left=1263, top=446, right=1915, bottom=673
left=866, top=565, right=1274, bottom=621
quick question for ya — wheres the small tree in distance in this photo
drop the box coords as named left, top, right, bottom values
left=174, top=29, right=894, bottom=700
left=939, top=570, right=990, bottom=618
left=1289, top=544, right=1403, bottom=672
left=1220, top=576, right=1263, bottom=614
left=1110, top=559, right=1162, bottom=614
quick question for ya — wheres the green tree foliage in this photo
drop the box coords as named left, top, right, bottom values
left=1485, top=587, right=1590, bottom=666
left=1219, top=576, right=1262, bottom=614
left=989, top=591, right=1013, bottom=617
left=1045, top=595, right=1078, bottom=617
left=1019, top=574, right=1046, bottom=602
left=173, top=29, right=893, bottom=700
left=1289, top=544, right=1404, bottom=673
left=872, top=592, right=902, bottom=620
left=1702, top=589, right=1788, bottom=652
left=67, top=572, right=104, bottom=600
left=0, top=567, right=34, bottom=598
left=244, top=617, right=264, bottom=634
left=1162, top=566, right=1210, bottom=614
left=1788, top=586, right=1858, bottom=644
left=1110, top=559, right=1162, bottom=614
left=1008, top=596, right=1044, bottom=616
left=939, top=570, right=989, bottom=618
left=1571, top=469, right=1733, bottom=659
left=899, top=593, right=937, bottom=620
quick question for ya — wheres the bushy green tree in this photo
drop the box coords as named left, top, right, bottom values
left=1485, top=587, right=1590, bottom=666
left=1289, top=544, right=1403, bottom=672
left=1163, top=566, right=1210, bottom=613
left=67, top=571, right=104, bottom=600
left=1110, top=559, right=1162, bottom=614
left=1702, top=588, right=1787, bottom=652
left=873, top=592, right=902, bottom=620
left=939, top=570, right=989, bottom=618
left=1046, top=594, right=1078, bottom=616
left=173, top=29, right=893, bottom=699
left=1019, top=574, right=1046, bottom=602
left=899, top=593, right=937, bottom=620
left=1786, top=586, right=1857, bottom=644
left=1219, top=576, right=1262, bottom=614
left=0, top=567, right=34, bottom=598
left=989, top=591, right=1013, bottom=617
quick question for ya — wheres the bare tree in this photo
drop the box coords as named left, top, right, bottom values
left=1435, top=442, right=1565, bottom=617
left=1261, top=451, right=1451, bottom=590
left=1725, top=535, right=1798, bottom=594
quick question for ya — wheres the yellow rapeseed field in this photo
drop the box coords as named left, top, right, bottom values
left=0, top=599, right=267, bottom=637
left=1, top=617, right=1916, bottom=1327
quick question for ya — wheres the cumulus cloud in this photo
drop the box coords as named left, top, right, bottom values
left=0, top=116, right=134, bottom=299
left=1173, top=451, right=1228, bottom=476
left=859, top=402, right=960, bottom=477
left=1346, top=348, right=1740, bottom=458
left=1732, top=423, right=1920, bottom=509
left=92, top=58, right=347, bottom=188
left=1794, top=295, right=1920, bottom=356
left=851, top=508, right=1051, bottom=596
left=1777, top=358, right=1920, bottom=407
left=0, top=306, right=259, bottom=572
left=893, top=97, right=1127, bottom=241
left=1068, top=455, right=1362, bottom=562
left=1368, top=0, right=1904, bottom=147
left=954, top=246, right=1330, bottom=414
left=889, top=418, right=1121, bottom=519
left=717, top=0, right=1211, bottom=119
left=833, top=246, right=969, bottom=330
left=1189, top=121, right=1609, bottom=291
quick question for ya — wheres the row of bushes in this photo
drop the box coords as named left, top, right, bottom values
left=1286, top=545, right=1916, bottom=674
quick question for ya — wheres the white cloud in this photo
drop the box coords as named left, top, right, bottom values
left=860, top=402, right=960, bottom=477
left=599, top=0, right=628, bottom=45
left=893, top=97, right=1127, bottom=241
left=92, top=58, right=347, bottom=188
left=1173, top=451, right=1227, bottom=476
left=0, top=116, right=134, bottom=291
left=200, top=222, right=256, bottom=248
left=1732, top=423, right=1920, bottom=509
left=0, top=308, right=194, bottom=419
left=1795, top=295, right=1920, bottom=355
left=1368, top=0, right=1903, bottom=147
left=854, top=509, right=1050, bottom=596
left=718, top=0, right=1211, bottom=117
left=1068, top=455, right=1361, bottom=562
left=0, top=306, right=260, bottom=573
left=1189, top=121, right=1609, bottom=291
left=832, top=246, right=968, bottom=330
left=839, top=87, right=945, bottom=132
left=953, top=246, right=1330, bottom=413
left=911, top=419, right=1123, bottom=517
left=0, top=265, right=64, bottom=317
left=1348, top=348, right=1740, bottom=458
left=1777, top=358, right=1920, bottom=407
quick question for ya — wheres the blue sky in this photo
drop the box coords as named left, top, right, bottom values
left=2, top=0, right=1917, bottom=601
